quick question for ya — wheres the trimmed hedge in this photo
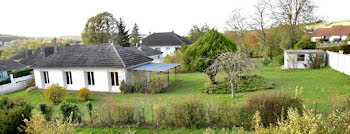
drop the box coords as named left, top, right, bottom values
left=10, top=68, right=33, bottom=78
left=0, top=78, right=11, bottom=85
left=319, top=45, right=350, bottom=54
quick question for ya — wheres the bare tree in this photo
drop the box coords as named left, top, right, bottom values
left=251, top=0, right=271, bottom=57
left=226, top=9, right=250, bottom=56
left=272, top=0, right=317, bottom=48
left=204, top=52, right=256, bottom=97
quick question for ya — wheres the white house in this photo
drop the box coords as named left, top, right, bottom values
left=311, top=25, right=350, bottom=43
left=0, top=60, right=26, bottom=82
left=284, top=50, right=326, bottom=69
left=141, top=32, right=192, bottom=62
left=31, top=44, right=178, bottom=93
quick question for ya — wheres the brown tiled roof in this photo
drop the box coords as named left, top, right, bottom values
left=312, top=25, right=350, bottom=37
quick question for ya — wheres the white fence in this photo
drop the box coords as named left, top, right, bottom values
left=11, top=74, right=33, bottom=83
left=327, top=51, right=350, bottom=75
left=0, top=81, right=29, bottom=94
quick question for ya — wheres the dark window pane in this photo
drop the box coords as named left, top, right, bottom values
left=111, top=72, right=115, bottom=86
left=70, top=72, right=72, bottom=84
left=115, top=72, right=119, bottom=86
left=87, top=72, right=91, bottom=85
left=91, top=72, right=95, bottom=85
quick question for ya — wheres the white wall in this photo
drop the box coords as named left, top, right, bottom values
left=327, top=51, right=350, bottom=75
left=284, top=52, right=326, bottom=69
left=34, top=68, right=129, bottom=93
left=0, top=81, right=28, bottom=95
left=150, top=45, right=181, bottom=59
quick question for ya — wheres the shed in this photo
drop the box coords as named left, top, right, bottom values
left=284, top=49, right=326, bottom=69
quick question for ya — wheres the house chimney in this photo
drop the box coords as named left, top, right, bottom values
left=53, top=38, right=57, bottom=53
left=25, top=49, right=28, bottom=58
left=41, top=47, right=45, bottom=57
left=136, top=43, right=139, bottom=47
left=149, top=32, right=151, bottom=35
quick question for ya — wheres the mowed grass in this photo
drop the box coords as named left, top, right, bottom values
left=3, top=60, right=350, bottom=133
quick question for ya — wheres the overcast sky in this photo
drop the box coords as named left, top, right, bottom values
left=0, top=0, right=349, bottom=37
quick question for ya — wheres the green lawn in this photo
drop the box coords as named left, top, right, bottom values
left=3, top=61, right=350, bottom=133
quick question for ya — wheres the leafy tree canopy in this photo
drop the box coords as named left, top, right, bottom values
left=187, top=24, right=210, bottom=42
left=184, top=29, right=237, bottom=72
left=81, top=12, right=118, bottom=45
left=294, top=34, right=316, bottom=49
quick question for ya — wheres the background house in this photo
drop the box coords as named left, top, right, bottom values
left=311, top=25, right=350, bottom=43
left=31, top=44, right=153, bottom=93
left=0, top=60, right=26, bottom=82
left=141, top=32, right=192, bottom=61
left=125, top=45, right=163, bottom=63
left=284, top=50, right=326, bottom=69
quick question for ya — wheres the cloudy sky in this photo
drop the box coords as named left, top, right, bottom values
left=0, top=0, right=349, bottom=37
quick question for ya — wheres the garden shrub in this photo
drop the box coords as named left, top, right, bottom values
left=133, top=102, right=145, bottom=126
left=308, top=53, right=325, bottom=69
left=261, top=57, right=271, bottom=67
left=294, top=34, right=316, bottom=49
left=27, top=78, right=35, bottom=87
left=0, top=97, right=33, bottom=134
left=86, top=101, right=93, bottom=124
left=60, top=101, right=82, bottom=122
left=0, top=78, right=11, bottom=85
left=319, top=44, right=350, bottom=54
left=120, top=80, right=135, bottom=93
left=39, top=104, right=53, bottom=121
left=206, top=101, right=239, bottom=128
left=94, top=97, right=134, bottom=126
left=10, top=68, right=33, bottom=78
left=276, top=54, right=284, bottom=65
left=254, top=108, right=350, bottom=134
left=21, top=113, right=77, bottom=134
left=163, top=44, right=190, bottom=73
left=77, top=88, right=90, bottom=101
left=240, top=90, right=303, bottom=129
left=145, top=80, right=168, bottom=94
left=203, top=75, right=273, bottom=94
left=153, top=97, right=206, bottom=128
left=43, top=84, right=67, bottom=104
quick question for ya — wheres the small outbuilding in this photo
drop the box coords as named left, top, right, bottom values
left=284, top=49, right=326, bottom=69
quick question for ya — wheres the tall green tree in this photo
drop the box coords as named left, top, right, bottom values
left=187, top=24, right=210, bottom=42
left=116, top=18, right=130, bottom=47
left=184, top=29, right=237, bottom=72
left=81, top=12, right=118, bottom=45
left=129, top=23, right=141, bottom=45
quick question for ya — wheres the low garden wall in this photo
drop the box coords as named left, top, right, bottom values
left=327, top=51, right=350, bottom=75
left=0, top=81, right=28, bottom=95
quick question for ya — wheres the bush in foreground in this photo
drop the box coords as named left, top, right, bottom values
left=77, top=88, right=90, bottom=101
left=43, top=84, right=67, bottom=104
left=21, top=113, right=77, bottom=134
left=60, top=101, right=82, bottom=123
left=0, top=97, right=33, bottom=134
left=39, top=104, right=53, bottom=121
left=237, top=90, right=303, bottom=129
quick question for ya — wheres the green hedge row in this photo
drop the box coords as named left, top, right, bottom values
left=318, top=45, right=350, bottom=54
left=10, top=68, right=32, bottom=78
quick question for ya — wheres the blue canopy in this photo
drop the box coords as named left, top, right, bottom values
left=131, top=63, right=180, bottom=72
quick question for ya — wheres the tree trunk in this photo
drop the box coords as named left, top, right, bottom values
left=230, top=78, right=235, bottom=97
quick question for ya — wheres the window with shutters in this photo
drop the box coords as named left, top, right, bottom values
left=87, top=72, right=95, bottom=85
left=110, top=72, right=119, bottom=86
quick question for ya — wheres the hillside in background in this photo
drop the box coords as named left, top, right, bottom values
left=0, top=34, right=30, bottom=42
left=308, top=20, right=350, bottom=31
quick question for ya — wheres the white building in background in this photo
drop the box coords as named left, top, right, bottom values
left=311, top=25, right=350, bottom=43
left=141, top=32, right=192, bottom=62
left=284, top=50, right=326, bottom=69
